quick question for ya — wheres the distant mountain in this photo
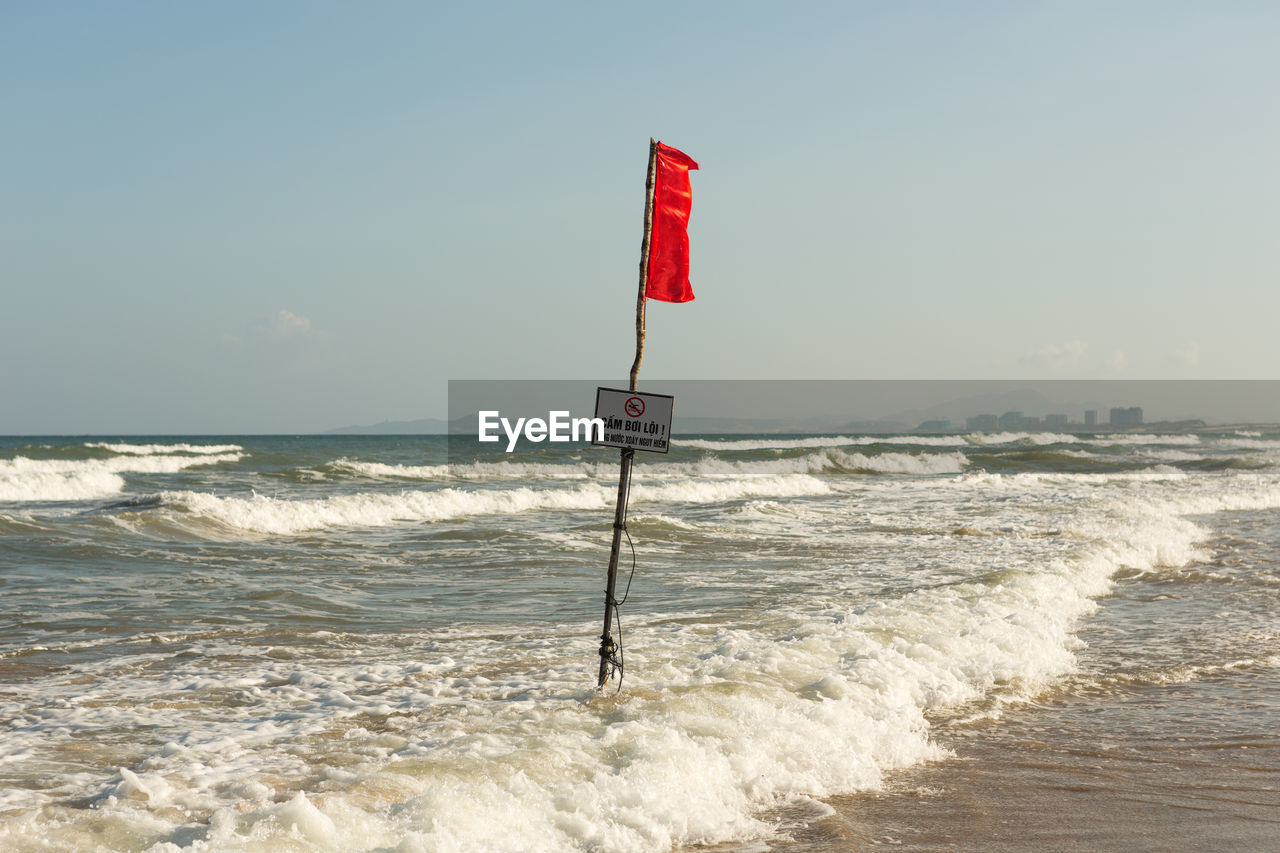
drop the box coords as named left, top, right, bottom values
left=673, top=416, right=830, bottom=434
left=885, top=389, right=1053, bottom=427
left=832, top=420, right=914, bottom=434
left=325, top=418, right=450, bottom=435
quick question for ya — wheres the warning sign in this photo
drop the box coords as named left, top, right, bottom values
left=593, top=387, right=674, bottom=453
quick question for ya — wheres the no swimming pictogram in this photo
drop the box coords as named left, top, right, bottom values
left=593, top=387, right=674, bottom=454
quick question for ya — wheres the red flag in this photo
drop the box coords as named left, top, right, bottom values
left=645, top=142, right=699, bottom=303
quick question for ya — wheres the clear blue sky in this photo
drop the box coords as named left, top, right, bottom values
left=3, top=2, right=1277, bottom=433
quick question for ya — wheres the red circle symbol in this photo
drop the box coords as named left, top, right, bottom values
left=624, top=396, right=645, bottom=418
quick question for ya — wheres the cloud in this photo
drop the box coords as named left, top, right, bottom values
left=1019, top=339, right=1087, bottom=369
left=264, top=310, right=312, bottom=339
left=221, top=310, right=317, bottom=350
left=1105, top=350, right=1127, bottom=372
left=1178, top=341, right=1201, bottom=367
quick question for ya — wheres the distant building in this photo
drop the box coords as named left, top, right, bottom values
left=1084, top=410, right=1098, bottom=426
left=1110, top=406, right=1143, bottom=426
left=1045, top=413, right=1068, bottom=426
left=917, top=420, right=950, bottom=433
left=998, top=411, right=1024, bottom=429
left=967, top=414, right=998, bottom=431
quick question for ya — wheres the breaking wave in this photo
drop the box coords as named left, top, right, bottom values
left=85, top=442, right=246, bottom=455
left=9, top=458, right=1276, bottom=851
left=157, top=474, right=833, bottom=535
left=0, top=453, right=244, bottom=503
left=675, top=435, right=969, bottom=450
left=330, top=450, right=968, bottom=483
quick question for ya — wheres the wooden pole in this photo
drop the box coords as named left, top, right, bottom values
left=629, top=139, right=658, bottom=394
left=596, top=447, right=634, bottom=688
left=598, top=139, right=658, bottom=690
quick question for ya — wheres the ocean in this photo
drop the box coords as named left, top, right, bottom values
left=1, top=431, right=1278, bottom=851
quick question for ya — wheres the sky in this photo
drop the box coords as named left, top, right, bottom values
left=3, top=2, right=1278, bottom=433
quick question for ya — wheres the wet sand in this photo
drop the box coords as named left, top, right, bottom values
left=734, top=519, right=1280, bottom=852
left=768, top=665, right=1280, bottom=851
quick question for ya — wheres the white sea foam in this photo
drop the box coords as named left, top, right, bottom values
left=1082, top=433, right=1202, bottom=446
left=861, top=434, right=971, bottom=447
left=833, top=450, right=967, bottom=475
left=644, top=450, right=965, bottom=479
left=964, top=432, right=1203, bottom=448
left=677, top=433, right=1208, bottom=451
left=332, top=458, right=449, bottom=479
left=162, top=474, right=832, bottom=535
left=634, top=474, right=832, bottom=504
left=5, top=439, right=1280, bottom=850
left=333, top=457, right=599, bottom=481
left=675, top=436, right=863, bottom=451
left=1138, top=448, right=1203, bottom=462
left=0, top=562, right=1090, bottom=850
left=675, top=435, right=969, bottom=451
left=1152, top=475, right=1280, bottom=517
left=331, top=450, right=966, bottom=485
left=0, top=453, right=243, bottom=502
left=950, top=465, right=1189, bottom=491
left=1210, top=437, right=1280, bottom=451
left=86, top=442, right=245, bottom=455
left=0, top=467, right=127, bottom=502
left=965, top=431, right=1084, bottom=445
left=4, top=466, right=1250, bottom=851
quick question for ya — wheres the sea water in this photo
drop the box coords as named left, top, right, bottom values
left=1, top=432, right=1278, bottom=851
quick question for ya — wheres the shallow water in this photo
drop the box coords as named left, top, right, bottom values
left=1, top=431, right=1277, bottom=851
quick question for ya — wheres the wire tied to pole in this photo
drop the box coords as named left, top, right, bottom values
left=599, top=458, right=638, bottom=692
